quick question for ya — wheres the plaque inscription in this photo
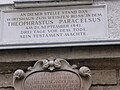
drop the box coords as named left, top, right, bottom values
left=0, top=5, right=108, bottom=49
left=24, top=71, right=80, bottom=90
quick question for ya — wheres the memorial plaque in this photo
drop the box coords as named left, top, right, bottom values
left=1, top=5, right=108, bottom=49
left=13, top=58, right=92, bottom=90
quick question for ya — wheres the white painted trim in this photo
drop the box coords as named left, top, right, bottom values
left=0, top=0, right=14, bottom=4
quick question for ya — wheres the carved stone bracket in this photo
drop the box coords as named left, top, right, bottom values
left=13, top=58, right=92, bottom=90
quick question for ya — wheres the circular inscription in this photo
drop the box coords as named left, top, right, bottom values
left=23, top=71, right=81, bottom=90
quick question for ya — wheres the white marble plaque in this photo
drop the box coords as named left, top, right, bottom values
left=0, top=5, right=108, bottom=49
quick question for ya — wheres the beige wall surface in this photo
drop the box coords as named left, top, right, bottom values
left=0, top=0, right=120, bottom=90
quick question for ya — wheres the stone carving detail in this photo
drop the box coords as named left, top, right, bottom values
left=14, top=69, right=25, bottom=80
left=13, top=58, right=92, bottom=90
left=42, top=57, right=61, bottom=71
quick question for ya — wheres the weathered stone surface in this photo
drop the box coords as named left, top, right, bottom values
left=0, top=58, right=120, bottom=73
left=0, top=61, right=35, bottom=73
left=0, top=50, right=29, bottom=62
left=92, top=70, right=117, bottom=85
left=0, top=59, right=120, bottom=73
left=90, top=86, right=120, bottom=90
left=0, top=74, right=13, bottom=87
left=1, top=46, right=120, bottom=62
left=0, top=88, right=14, bottom=90
left=69, top=58, right=120, bottom=70
left=118, top=69, right=120, bottom=85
